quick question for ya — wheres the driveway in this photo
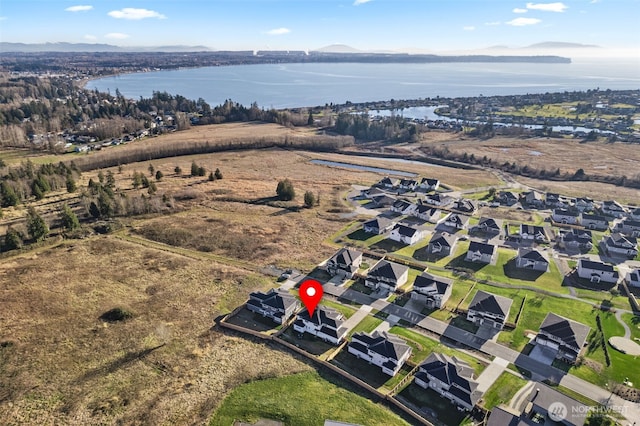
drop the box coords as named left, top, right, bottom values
left=476, top=357, right=509, bottom=393
left=529, top=344, right=557, bottom=366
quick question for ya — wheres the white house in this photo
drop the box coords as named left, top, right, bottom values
left=293, top=306, right=348, bottom=345
left=412, top=205, right=440, bottom=223
left=326, top=247, right=363, bottom=279
left=576, top=259, right=619, bottom=284
left=515, top=247, right=549, bottom=272
left=246, top=289, right=300, bottom=324
left=616, top=219, right=640, bottom=237
left=419, top=178, right=440, bottom=192
left=443, top=213, right=470, bottom=230
left=519, top=224, right=548, bottom=243
left=630, top=207, right=640, bottom=221
left=399, top=178, right=419, bottom=191
left=377, top=177, right=400, bottom=189
left=604, top=233, right=638, bottom=258
left=465, top=241, right=497, bottom=264
left=580, top=213, right=609, bottom=231
left=467, top=290, right=513, bottom=330
left=626, top=269, right=640, bottom=288
left=390, top=199, right=417, bottom=215
left=427, top=232, right=457, bottom=257
left=575, top=197, right=596, bottom=212
left=473, top=217, right=503, bottom=236
left=552, top=208, right=580, bottom=225
left=424, top=193, right=453, bottom=207
left=557, top=229, right=593, bottom=252
left=365, top=259, right=409, bottom=294
left=414, top=353, right=481, bottom=411
left=363, top=217, right=394, bottom=235
left=348, top=331, right=412, bottom=376
left=411, top=272, right=453, bottom=309
left=535, top=312, right=591, bottom=364
left=389, top=224, right=425, bottom=245
left=601, top=200, right=626, bottom=218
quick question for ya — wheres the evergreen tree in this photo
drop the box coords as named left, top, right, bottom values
left=26, top=206, right=48, bottom=242
left=98, top=170, right=105, bottom=184
left=60, top=204, right=80, bottom=230
left=174, top=166, right=182, bottom=175
left=66, top=175, right=77, bottom=193
left=4, top=226, right=23, bottom=251
left=132, top=172, right=142, bottom=189
left=208, top=171, right=215, bottom=181
left=191, top=161, right=198, bottom=176
left=148, top=181, right=157, bottom=194
left=276, top=179, right=295, bottom=201
left=304, top=191, right=315, bottom=208
left=1, top=182, right=19, bottom=207
left=148, top=164, right=155, bottom=176
left=106, top=171, right=116, bottom=188
left=155, top=170, right=163, bottom=181
left=214, top=168, right=223, bottom=179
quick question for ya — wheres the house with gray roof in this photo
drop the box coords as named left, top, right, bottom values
left=443, top=212, right=470, bottom=230
left=453, top=198, right=477, bottom=214
left=348, top=331, right=412, bottom=376
left=389, top=224, right=425, bottom=245
left=424, top=193, right=454, bottom=207
left=419, top=177, right=440, bottom=192
left=557, top=229, right=593, bottom=252
left=377, top=176, right=400, bottom=189
left=497, top=191, right=518, bottom=206
left=365, top=259, right=409, bottom=294
left=390, top=199, right=416, bottom=215
left=601, top=200, right=626, bottom=218
left=523, top=191, right=545, bottom=208
left=293, top=306, right=348, bottom=345
left=519, top=224, right=549, bottom=243
left=552, top=208, right=580, bottom=225
left=326, top=247, right=363, bottom=279
left=574, top=197, right=596, bottom=212
left=246, top=289, right=300, bottom=324
left=412, top=204, right=440, bottom=223
left=604, top=233, right=638, bottom=258
left=630, top=207, right=640, bottom=221
left=465, top=241, right=497, bottom=264
left=411, top=272, right=453, bottom=309
left=515, top=247, right=549, bottom=272
left=576, top=259, right=619, bottom=284
left=627, top=268, right=640, bottom=288
left=535, top=312, right=591, bottom=364
left=426, top=232, right=457, bottom=257
left=580, top=213, right=609, bottom=231
left=414, top=353, right=481, bottom=411
left=467, top=290, right=513, bottom=330
left=473, top=217, right=503, bottom=236
left=615, top=218, right=640, bottom=237
left=363, top=217, right=394, bottom=235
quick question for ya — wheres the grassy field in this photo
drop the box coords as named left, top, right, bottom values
left=209, top=371, right=410, bottom=426
left=348, top=315, right=383, bottom=336
left=621, top=313, right=640, bottom=341
left=321, top=299, right=357, bottom=319
left=481, top=372, right=529, bottom=410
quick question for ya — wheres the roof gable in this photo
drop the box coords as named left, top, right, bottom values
left=468, top=290, right=513, bottom=317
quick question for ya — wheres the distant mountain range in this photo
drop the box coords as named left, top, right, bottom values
left=0, top=42, right=212, bottom=53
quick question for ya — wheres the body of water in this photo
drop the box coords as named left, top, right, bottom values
left=87, top=59, right=640, bottom=109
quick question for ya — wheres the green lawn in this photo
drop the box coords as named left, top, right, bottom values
left=349, top=315, right=383, bottom=336
left=481, top=372, right=529, bottom=410
left=621, top=313, right=640, bottom=341
left=394, top=237, right=431, bottom=258
left=321, top=299, right=357, bottom=319
left=209, top=371, right=410, bottom=426
left=342, top=228, right=387, bottom=247
left=398, top=384, right=473, bottom=426
left=388, top=327, right=486, bottom=374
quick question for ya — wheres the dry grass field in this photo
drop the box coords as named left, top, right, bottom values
left=421, top=135, right=640, bottom=178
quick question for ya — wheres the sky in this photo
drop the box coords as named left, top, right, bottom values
left=1, top=0, right=639, bottom=54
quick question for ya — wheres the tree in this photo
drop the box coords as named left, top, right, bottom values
left=26, top=207, right=48, bottom=242
left=276, top=179, right=295, bottom=201
left=197, top=166, right=206, bottom=176
left=132, top=172, right=142, bottom=189
left=174, top=166, right=182, bottom=175
left=4, top=226, right=22, bottom=251
left=148, top=181, right=157, bottom=194
left=208, top=171, right=216, bottom=181
left=106, top=171, right=116, bottom=188
left=190, top=161, right=199, bottom=177
left=304, top=191, right=315, bottom=208
left=98, top=170, right=105, bottom=184
left=148, top=164, right=155, bottom=176
left=60, top=204, right=80, bottom=231
left=155, top=170, right=163, bottom=181
left=214, top=168, right=223, bottom=179
left=307, top=111, right=314, bottom=126
left=66, top=175, right=77, bottom=193
left=1, top=182, right=19, bottom=207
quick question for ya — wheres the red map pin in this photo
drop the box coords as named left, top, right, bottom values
left=299, top=279, right=323, bottom=317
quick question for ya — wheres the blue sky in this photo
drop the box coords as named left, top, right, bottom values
left=1, top=0, right=638, bottom=53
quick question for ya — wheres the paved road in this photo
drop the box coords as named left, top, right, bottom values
left=616, top=310, right=632, bottom=339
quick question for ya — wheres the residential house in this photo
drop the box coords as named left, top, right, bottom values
left=443, top=213, right=470, bottom=230
left=365, top=259, right=409, bottom=294
left=419, top=177, right=440, bottom=192
left=630, top=207, right=640, bottom=221
left=615, top=218, right=640, bottom=237
left=575, top=197, right=596, bottom=212
left=424, top=193, right=454, bottom=207
left=363, top=217, right=394, bottom=235
left=426, top=232, right=457, bottom=257
left=604, top=233, right=638, bottom=258
left=465, top=241, right=497, bottom=264
left=552, top=208, right=580, bottom=225
left=412, top=205, right=440, bottom=223
left=576, top=259, right=619, bottom=284
left=497, top=191, right=518, bottom=206
left=535, top=312, right=591, bottom=364
left=452, top=199, right=477, bottom=214
left=487, top=383, right=588, bottom=426
left=601, top=200, right=626, bottom=218
left=414, top=353, right=481, bottom=411
left=523, top=191, right=545, bottom=208
left=399, top=178, right=418, bottom=191
left=520, top=224, right=549, bottom=243
left=390, top=199, right=417, bottom=215
left=467, top=290, right=513, bottom=330
left=246, top=289, right=300, bottom=324
left=411, top=272, right=453, bottom=309
left=473, top=217, right=503, bottom=236
left=371, top=194, right=396, bottom=208
left=363, top=187, right=388, bottom=200
left=326, top=248, right=363, bottom=279
left=545, top=193, right=562, bottom=208
left=389, top=224, right=425, bottom=245
left=293, top=306, right=348, bottom=345
left=515, top=247, right=549, bottom=272
left=580, top=213, right=609, bottom=231
left=377, top=177, right=400, bottom=189
left=557, top=229, right=593, bottom=252
left=348, top=331, right=412, bottom=376
left=626, top=269, right=640, bottom=288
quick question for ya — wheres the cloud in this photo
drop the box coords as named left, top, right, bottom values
left=484, top=21, right=501, bottom=26
left=526, top=2, right=568, bottom=12
left=108, top=8, right=166, bottom=20
left=463, top=26, right=475, bottom=31
left=84, top=34, right=97, bottom=41
left=353, top=0, right=372, bottom=5
left=65, top=5, right=93, bottom=12
left=105, top=32, right=130, bottom=40
left=266, top=27, right=291, bottom=35
left=513, top=8, right=528, bottom=13
left=506, top=17, right=542, bottom=26
left=590, top=0, right=600, bottom=3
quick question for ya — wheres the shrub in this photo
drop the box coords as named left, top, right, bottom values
left=276, top=179, right=295, bottom=201
left=99, top=307, right=133, bottom=322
